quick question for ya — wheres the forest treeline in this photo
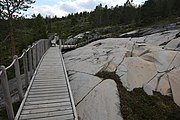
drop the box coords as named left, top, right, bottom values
left=0, top=0, right=180, bottom=65
left=55, top=0, right=180, bottom=37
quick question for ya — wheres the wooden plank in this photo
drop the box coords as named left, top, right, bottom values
left=31, top=84, right=67, bottom=89
left=33, top=81, right=66, bottom=84
left=25, top=98, right=70, bottom=105
left=34, top=79, right=66, bottom=83
left=29, top=87, right=68, bottom=92
left=39, top=62, right=62, bottom=64
left=33, top=80, right=66, bottom=84
left=38, top=67, right=62, bottom=70
left=33, top=78, right=66, bottom=81
left=39, top=63, right=62, bottom=65
left=35, top=76, right=65, bottom=79
left=35, top=72, right=64, bottom=75
left=35, top=75, right=65, bottom=81
left=37, top=71, right=62, bottom=73
left=36, top=70, right=61, bottom=73
left=42, top=60, right=60, bottom=62
left=38, top=68, right=63, bottom=70
left=32, top=82, right=66, bottom=87
left=23, top=102, right=71, bottom=110
left=21, top=105, right=72, bottom=115
left=29, top=114, right=74, bottom=120
left=38, top=66, right=63, bottom=68
left=36, top=71, right=63, bottom=73
left=32, top=83, right=66, bottom=87
left=35, top=73, right=63, bottom=76
left=26, top=95, right=69, bottom=102
left=19, top=109, right=73, bottom=119
left=27, top=92, right=69, bottom=98
left=41, top=61, right=62, bottom=62
left=36, top=72, right=64, bottom=74
left=28, top=89, right=68, bottom=95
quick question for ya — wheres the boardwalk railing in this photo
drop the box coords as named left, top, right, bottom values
left=59, top=39, right=78, bottom=120
left=0, top=38, right=51, bottom=120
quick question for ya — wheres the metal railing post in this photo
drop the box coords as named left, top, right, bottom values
left=23, top=49, right=29, bottom=87
left=28, top=45, right=33, bottom=78
left=14, top=55, right=24, bottom=101
left=0, top=66, right=14, bottom=120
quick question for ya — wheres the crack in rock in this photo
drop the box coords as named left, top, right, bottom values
left=167, top=52, right=179, bottom=69
left=75, top=79, right=105, bottom=107
left=99, top=57, right=115, bottom=72
left=155, top=73, right=166, bottom=91
left=115, top=55, right=126, bottom=72
left=130, top=41, right=136, bottom=57
left=68, top=70, right=95, bottom=76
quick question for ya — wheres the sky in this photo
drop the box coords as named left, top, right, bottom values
left=27, top=0, right=146, bottom=18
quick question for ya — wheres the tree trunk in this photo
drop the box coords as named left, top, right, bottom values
left=9, top=18, right=15, bottom=56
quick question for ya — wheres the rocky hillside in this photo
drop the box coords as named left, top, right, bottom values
left=63, top=23, right=180, bottom=120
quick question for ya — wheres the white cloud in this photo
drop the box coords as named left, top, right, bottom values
left=27, top=0, right=144, bottom=18
left=27, top=5, right=68, bottom=17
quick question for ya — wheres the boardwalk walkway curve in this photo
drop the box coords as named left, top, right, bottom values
left=0, top=36, right=78, bottom=120
left=15, top=46, right=78, bottom=120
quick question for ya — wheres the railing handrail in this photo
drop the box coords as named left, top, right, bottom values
left=0, top=37, right=52, bottom=120
left=0, top=33, right=82, bottom=120
left=1, top=39, right=47, bottom=71
left=5, top=59, right=16, bottom=70
left=18, top=51, right=26, bottom=60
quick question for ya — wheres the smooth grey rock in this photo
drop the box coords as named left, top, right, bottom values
left=143, top=84, right=153, bottom=95
left=116, top=57, right=157, bottom=91
left=76, top=80, right=123, bottom=120
left=63, top=31, right=180, bottom=116
left=165, top=37, right=180, bottom=50
left=167, top=68, right=180, bottom=106
left=69, top=72, right=102, bottom=104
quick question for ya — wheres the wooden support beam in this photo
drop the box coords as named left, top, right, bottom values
left=32, top=43, right=37, bottom=70
left=14, top=55, right=24, bottom=100
left=23, top=49, right=29, bottom=87
left=36, top=43, right=40, bottom=64
left=0, top=66, right=14, bottom=120
left=28, top=45, right=33, bottom=78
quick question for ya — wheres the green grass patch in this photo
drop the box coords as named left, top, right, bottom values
left=95, top=71, right=180, bottom=120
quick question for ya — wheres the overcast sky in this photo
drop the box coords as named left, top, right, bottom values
left=27, top=0, right=146, bottom=18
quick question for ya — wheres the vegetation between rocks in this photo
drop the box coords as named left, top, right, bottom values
left=95, top=71, right=180, bottom=120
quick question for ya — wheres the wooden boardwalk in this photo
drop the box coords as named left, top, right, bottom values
left=15, top=46, right=77, bottom=120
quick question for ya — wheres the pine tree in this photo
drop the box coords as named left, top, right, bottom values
left=0, top=0, right=35, bottom=55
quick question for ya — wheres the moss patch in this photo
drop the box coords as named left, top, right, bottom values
left=95, top=71, right=180, bottom=120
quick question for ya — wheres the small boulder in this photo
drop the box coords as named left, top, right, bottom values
left=143, top=84, right=153, bottom=96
